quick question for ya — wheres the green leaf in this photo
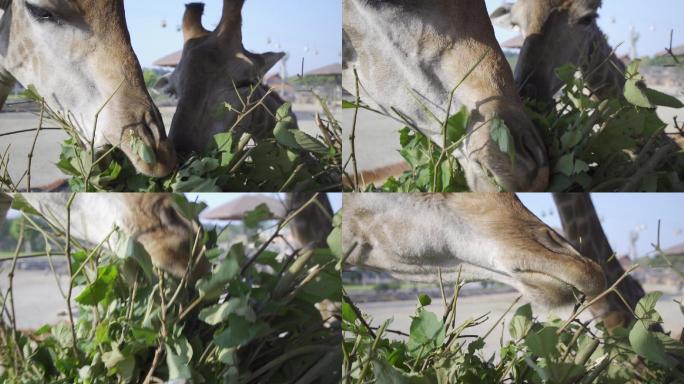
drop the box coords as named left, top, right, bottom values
left=292, top=130, right=329, bottom=155
left=554, top=153, right=575, bottom=177
left=213, top=315, right=266, bottom=348
left=555, top=64, right=577, bottom=84
left=102, top=344, right=136, bottom=381
left=212, top=132, right=235, bottom=167
left=490, top=117, right=516, bottom=165
left=624, top=78, right=655, bottom=108
left=166, top=342, right=193, bottom=380
left=629, top=320, right=674, bottom=367
left=11, top=194, right=40, bottom=215
left=417, top=294, right=432, bottom=307
left=560, top=129, right=583, bottom=151
left=274, top=122, right=301, bottom=150
left=643, top=87, right=684, bottom=109
left=198, top=297, right=255, bottom=325
left=635, top=292, right=663, bottom=326
left=244, top=203, right=273, bottom=228
left=372, top=359, right=433, bottom=384
left=509, top=304, right=533, bottom=340
left=525, top=326, right=559, bottom=358
left=341, top=302, right=358, bottom=323
left=574, top=159, right=589, bottom=174
left=171, top=194, right=207, bottom=220
left=115, top=235, right=154, bottom=282
left=342, top=100, right=357, bottom=109
left=408, top=309, right=445, bottom=356
left=140, top=143, right=157, bottom=165
left=172, top=176, right=222, bottom=192
left=445, top=107, right=469, bottom=146
left=327, top=225, right=342, bottom=259
left=276, top=102, right=294, bottom=121
left=195, top=256, right=240, bottom=301
left=75, top=265, right=118, bottom=306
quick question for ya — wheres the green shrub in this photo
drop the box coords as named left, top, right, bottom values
left=0, top=195, right=342, bottom=383
left=345, top=61, right=684, bottom=192
left=1, top=87, right=341, bottom=192
left=342, top=282, right=684, bottom=383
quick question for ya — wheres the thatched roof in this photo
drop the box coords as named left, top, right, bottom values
left=305, top=63, right=342, bottom=76
left=200, top=195, right=287, bottom=221
left=501, top=35, right=524, bottom=50
left=655, top=44, right=684, bottom=57
left=661, top=242, right=684, bottom=256
left=154, top=50, right=182, bottom=67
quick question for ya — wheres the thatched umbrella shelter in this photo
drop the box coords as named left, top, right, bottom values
left=200, top=195, right=287, bottom=221
left=153, top=50, right=183, bottom=68
left=501, top=35, right=524, bottom=50
left=655, top=44, right=684, bottom=58
left=304, top=63, right=342, bottom=77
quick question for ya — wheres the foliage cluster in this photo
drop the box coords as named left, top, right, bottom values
left=0, top=195, right=342, bottom=383
left=344, top=61, right=684, bottom=192
left=342, top=283, right=684, bottom=383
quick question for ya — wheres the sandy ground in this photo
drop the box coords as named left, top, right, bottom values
left=0, top=103, right=336, bottom=190
left=357, top=285, right=683, bottom=358
left=343, top=87, right=684, bottom=173
left=0, top=270, right=82, bottom=331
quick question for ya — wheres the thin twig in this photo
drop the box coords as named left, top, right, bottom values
left=26, top=97, right=45, bottom=192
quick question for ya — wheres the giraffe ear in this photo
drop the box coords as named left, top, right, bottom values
left=490, top=3, right=515, bottom=30
left=255, top=51, right=286, bottom=76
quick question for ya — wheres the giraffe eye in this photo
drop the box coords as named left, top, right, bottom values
left=25, top=2, right=60, bottom=24
left=576, top=13, right=598, bottom=26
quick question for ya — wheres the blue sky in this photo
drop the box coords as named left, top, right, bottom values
left=124, top=1, right=342, bottom=74
left=487, top=0, right=684, bottom=57
left=518, top=194, right=684, bottom=258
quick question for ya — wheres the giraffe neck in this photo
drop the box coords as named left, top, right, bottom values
left=552, top=193, right=612, bottom=261
left=581, top=26, right=626, bottom=100
left=287, top=193, right=333, bottom=248
left=552, top=193, right=646, bottom=329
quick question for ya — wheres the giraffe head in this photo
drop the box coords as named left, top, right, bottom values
left=154, top=1, right=285, bottom=155
left=0, top=0, right=176, bottom=177
left=343, top=194, right=606, bottom=308
left=344, top=0, right=550, bottom=192
left=491, top=0, right=609, bottom=104
left=124, top=194, right=210, bottom=280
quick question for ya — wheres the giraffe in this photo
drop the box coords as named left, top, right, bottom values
left=343, top=0, right=549, bottom=192
left=343, top=193, right=607, bottom=308
left=491, top=0, right=684, bottom=173
left=286, top=192, right=334, bottom=249
left=1, top=193, right=209, bottom=280
left=0, top=0, right=176, bottom=177
left=490, top=0, right=626, bottom=105
left=552, top=193, right=650, bottom=329
left=154, top=1, right=295, bottom=156
left=286, top=192, right=341, bottom=383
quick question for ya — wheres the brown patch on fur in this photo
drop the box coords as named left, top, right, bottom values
left=183, top=3, right=210, bottom=42
left=448, top=194, right=606, bottom=297
left=122, top=194, right=210, bottom=280
left=216, top=0, right=245, bottom=40
left=343, top=162, right=412, bottom=188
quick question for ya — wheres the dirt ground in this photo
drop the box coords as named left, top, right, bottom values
left=357, top=284, right=683, bottom=358
left=0, top=103, right=337, bottom=190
